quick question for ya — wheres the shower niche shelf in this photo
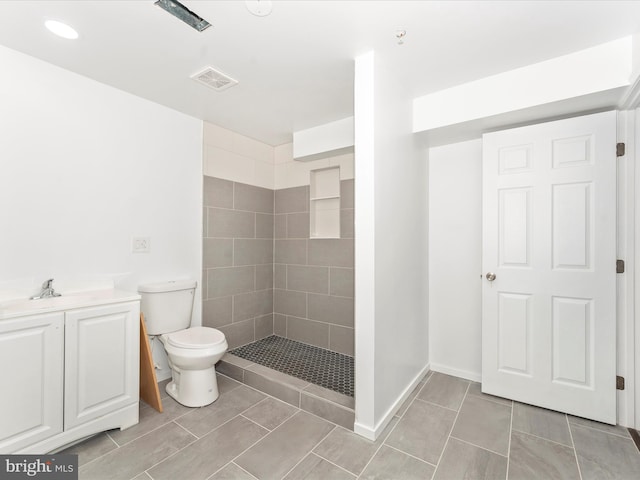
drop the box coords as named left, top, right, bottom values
left=310, top=166, right=340, bottom=239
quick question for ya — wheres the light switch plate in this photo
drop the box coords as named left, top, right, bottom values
left=132, top=236, right=150, bottom=253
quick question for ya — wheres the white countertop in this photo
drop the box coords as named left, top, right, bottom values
left=0, top=289, right=140, bottom=320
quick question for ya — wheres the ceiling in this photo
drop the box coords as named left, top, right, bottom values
left=1, top=1, right=640, bottom=146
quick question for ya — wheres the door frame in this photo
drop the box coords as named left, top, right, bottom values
left=618, top=109, right=637, bottom=430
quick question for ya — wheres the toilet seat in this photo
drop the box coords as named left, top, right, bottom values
left=165, top=327, right=225, bottom=349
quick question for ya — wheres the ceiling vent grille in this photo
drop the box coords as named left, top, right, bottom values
left=191, top=67, right=238, bottom=92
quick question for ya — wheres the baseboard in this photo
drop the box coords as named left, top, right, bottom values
left=430, top=362, right=481, bottom=383
left=354, top=362, right=430, bottom=441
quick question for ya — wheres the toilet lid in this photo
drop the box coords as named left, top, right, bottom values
left=166, top=327, right=226, bottom=349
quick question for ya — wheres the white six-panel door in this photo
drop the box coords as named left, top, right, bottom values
left=482, top=111, right=617, bottom=424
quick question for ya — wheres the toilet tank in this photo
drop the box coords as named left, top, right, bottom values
left=138, top=280, right=197, bottom=335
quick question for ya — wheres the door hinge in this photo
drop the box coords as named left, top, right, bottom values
left=617, top=143, right=626, bottom=157
left=617, top=376, right=625, bottom=390
left=617, top=259, right=625, bottom=274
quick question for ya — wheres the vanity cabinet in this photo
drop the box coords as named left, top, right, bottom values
left=0, top=292, right=140, bottom=454
left=0, top=313, right=64, bottom=452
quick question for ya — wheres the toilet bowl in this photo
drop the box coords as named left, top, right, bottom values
left=160, top=326, right=228, bottom=407
left=138, top=280, right=228, bottom=407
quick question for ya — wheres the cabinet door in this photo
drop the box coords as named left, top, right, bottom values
left=0, top=313, right=64, bottom=453
left=64, top=302, right=139, bottom=429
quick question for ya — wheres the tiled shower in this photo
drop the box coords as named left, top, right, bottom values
left=202, top=172, right=355, bottom=398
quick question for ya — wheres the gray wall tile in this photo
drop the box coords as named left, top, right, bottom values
left=287, top=212, right=310, bottom=239
left=308, top=293, right=354, bottom=327
left=256, top=213, right=274, bottom=238
left=274, top=314, right=287, bottom=336
left=203, top=296, right=233, bottom=328
left=329, top=325, right=354, bottom=356
left=208, top=266, right=255, bottom=298
left=234, top=182, right=274, bottom=213
left=275, top=239, right=307, bottom=265
left=233, top=289, right=274, bottom=322
left=308, top=239, right=354, bottom=267
left=340, top=179, right=354, bottom=209
left=208, top=208, right=255, bottom=238
left=287, top=316, right=329, bottom=348
left=340, top=209, right=354, bottom=239
left=274, top=289, right=307, bottom=318
left=287, top=265, right=329, bottom=294
left=219, top=318, right=255, bottom=349
left=330, top=267, right=354, bottom=298
left=255, top=264, right=274, bottom=290
left=204, top=176, right=233, bottom=208
left=234, top=239, right=273, bottom=266
left=203, top=238, right=233, bottom=268
left=255, top=314, right=274, bottom=340
left=274, top=264, right=287, bottom=289
left=275, top=214, right=287, bottom=239
left=275, top=186, right=309, bottom=214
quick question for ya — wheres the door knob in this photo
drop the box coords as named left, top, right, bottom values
left=486, top=272, right=497, bottom=281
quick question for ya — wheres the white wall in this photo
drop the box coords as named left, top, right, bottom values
left=354, top=50, right=429, bottom=439
left=428, top=140, right=483, bottom=381
left=0, top=45, right=203, bottom=379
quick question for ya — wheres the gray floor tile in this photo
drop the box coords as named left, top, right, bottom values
left=433, top=437, right=507, bottom=480
left=385, top=398, right=456, bottom=465
left=313, top=419, right=398, bottom=475
left=512, top=402, right=572, bottom=447
left=359, top=445, right=435, bottom=480
left=301, top=392, right=355, bottom=429
left=571, top=423, right=640, bottom=480
left=109, top=396, right=191, bottom=446
left=395, top=382, right=424, bottom=418
left=508, top=431, right=580, bottom=480
left=283, top=453, right=355, bottom=479
left=242, top=397, right=299, bottom=430
left=131, top=472, right=153, bottom=480
left=80, top=422, right=196, bottom=480
left=235, top=411, right=335, bottom=480
left=60, top=432, right=117, bottom=466
left=148, top=416, right=268, bottom=480
left=568, top=415, right=632, bottom=438
left=417, top=372, right=469, bottom=411
left=468, top=382, right=512, bottom=406
left=209, top=463, right=257, bottom=480
left=451, top=394, right=511, bottom=456
left=175, top=385, right=265, bottom=437
left=217, top=373, right=243, bottom=395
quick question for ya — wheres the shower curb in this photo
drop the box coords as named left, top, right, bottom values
left=217, top=352, right=355, bottom=430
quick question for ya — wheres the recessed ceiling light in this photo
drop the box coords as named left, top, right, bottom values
left=246, top=0, right=273, bottom=17
left=45, top=20, right=79, bottom=40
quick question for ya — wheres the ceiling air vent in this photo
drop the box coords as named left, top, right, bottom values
left=191, top=67, right=238, bottom=92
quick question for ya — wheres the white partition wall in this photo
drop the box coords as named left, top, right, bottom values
left=354, top=51, right=429, bottom=439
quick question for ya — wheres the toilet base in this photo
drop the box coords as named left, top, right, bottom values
left=166, top=366, right=220, bottom=407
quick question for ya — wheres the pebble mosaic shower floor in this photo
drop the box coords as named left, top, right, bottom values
left=229, top=335, right=354, bottom=397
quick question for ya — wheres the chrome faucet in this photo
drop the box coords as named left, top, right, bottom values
left=31, top=278, right=62, bottom=300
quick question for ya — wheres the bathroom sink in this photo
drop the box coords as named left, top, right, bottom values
left=1, top=295, right=83, bottom=314
left=0, top=289, right=139, bottom=319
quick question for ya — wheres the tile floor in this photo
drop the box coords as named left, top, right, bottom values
left=63, top=371, right=640, bottom=480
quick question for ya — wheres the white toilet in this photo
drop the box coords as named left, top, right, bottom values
left=138, top=279, right=228, bottom=407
